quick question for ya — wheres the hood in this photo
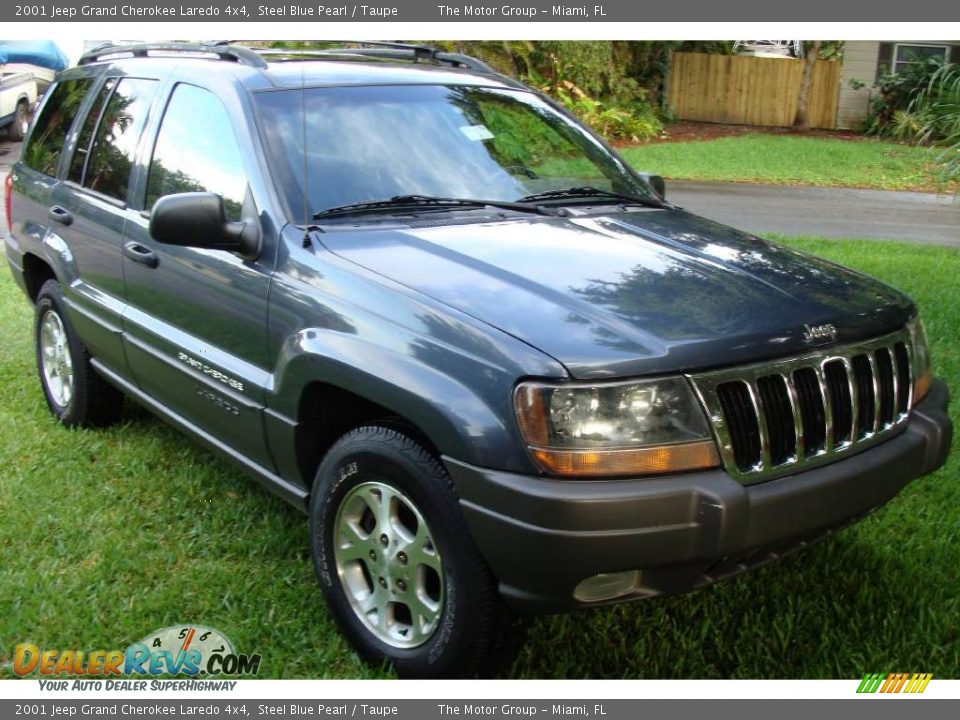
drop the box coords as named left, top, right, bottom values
left=319, top=209, right=914, bottom=379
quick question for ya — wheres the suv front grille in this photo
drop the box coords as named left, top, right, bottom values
left=689, top=329, right=913, bottom=484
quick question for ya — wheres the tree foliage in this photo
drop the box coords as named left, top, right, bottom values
left=429, top=41, right=682, bottom=141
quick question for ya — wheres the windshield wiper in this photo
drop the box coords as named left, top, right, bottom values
left=518, top=186, right=667, bottom=209
left=312, top=194, right=558, bottom=220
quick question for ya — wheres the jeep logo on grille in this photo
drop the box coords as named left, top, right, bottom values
left=802, top=323, right=838, bottom=344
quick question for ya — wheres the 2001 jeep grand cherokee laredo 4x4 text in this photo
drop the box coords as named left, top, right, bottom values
left=3, top=42, right=952, bottom=678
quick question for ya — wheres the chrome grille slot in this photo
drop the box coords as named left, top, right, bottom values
left=689, top=328, right=913, bottom=484
left=757, top=375, right=795, bottom=466
left=792, top=367, right=826, bottom=455
left=824, top=359, right=853, bottom=446
left=851, top=354, right=876, bottom=437
left=875, top=348, right=895, bottom=426
left=894, top=342, right=911, bottom=414
left=716, top=382, right=761, bottom=471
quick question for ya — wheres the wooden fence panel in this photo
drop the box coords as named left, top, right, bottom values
left=667, top=52, right=841, bottom=129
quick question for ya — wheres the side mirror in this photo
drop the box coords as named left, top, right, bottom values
left=637, top=172, right=666, bottom=200
left=149, top=192, right=259, bottom=258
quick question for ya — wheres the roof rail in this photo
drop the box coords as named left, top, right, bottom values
left=253, top=42, right=497, bottom=74
left=77, top=42, right=267, bottom=69
left=75, top=41, right=497, bottom=76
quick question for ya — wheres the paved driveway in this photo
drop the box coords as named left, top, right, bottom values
left=668, top=180, right=959, bottom=248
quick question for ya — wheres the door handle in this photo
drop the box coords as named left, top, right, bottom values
left=48, top=206, right=73, bottom=226
left=124, top=241, right=159, bottom=269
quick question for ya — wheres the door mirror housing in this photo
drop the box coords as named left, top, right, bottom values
left=149, top=192, right=260, bottom=258
left=637, top=172, right=666, bottom=200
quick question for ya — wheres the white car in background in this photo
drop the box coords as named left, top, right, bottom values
left=1, top=40, right=72, bottom=142
left=0, top=69, right=38, bottom=141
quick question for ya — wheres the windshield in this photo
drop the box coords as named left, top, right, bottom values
left=253, top=84, right=656, bottom=219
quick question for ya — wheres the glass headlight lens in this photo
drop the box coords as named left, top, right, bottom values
left=514, top=377, right=720, bottom=477
left=909, top=317, right=932, bottom=404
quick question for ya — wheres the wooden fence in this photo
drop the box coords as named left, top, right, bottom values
left=667, top=52, right=842, bottom=129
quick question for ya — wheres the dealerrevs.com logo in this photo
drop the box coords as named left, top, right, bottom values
left=14, top=626, right=261, bottom=679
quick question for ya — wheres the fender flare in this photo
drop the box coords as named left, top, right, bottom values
left=269, top=328, right=537, bottom=475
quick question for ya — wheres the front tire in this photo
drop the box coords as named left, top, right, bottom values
left=35, top=280, right=123, bottom=427
left=310, top=425, right=525, bottom=678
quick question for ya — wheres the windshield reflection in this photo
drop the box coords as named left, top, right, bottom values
left=254, top=84, right=653, bottom=218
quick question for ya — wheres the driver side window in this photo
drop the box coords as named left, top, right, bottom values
left=146, top=83, right=247, bottom=221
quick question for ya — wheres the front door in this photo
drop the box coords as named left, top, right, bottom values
left=121, top=82, right=274, bottom=470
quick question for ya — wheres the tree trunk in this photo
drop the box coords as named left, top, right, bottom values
left=794, top=40, right=822, bottom=129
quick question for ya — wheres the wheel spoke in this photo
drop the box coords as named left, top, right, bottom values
left=405, top=594, right=441, bottom=644
left=378, top=486, right=397, bottom=532
left=336, top=524, right=377, bottom=565
left=410, top=591, right=441, bottom=624
left=356, top=484, right=389, bottom=531
left=405, top=523, right=442, bottom=572
left=338, top=514, right=368, bottom=543
left=336, top=540, right=370, bottom=564
left=60, top=380, right=72, bottom=406
left=358, top=584, right=390, bottom=626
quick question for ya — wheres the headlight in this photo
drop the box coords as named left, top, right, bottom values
left=514, top=377, right=720, bottom=477
left=908, top=317, right=933, bottom=404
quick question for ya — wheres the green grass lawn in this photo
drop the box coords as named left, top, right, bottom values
left=1, top=236, right=958, bottom=679
left=620, top=134, right=947, bottom=192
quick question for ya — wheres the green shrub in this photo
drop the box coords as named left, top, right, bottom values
left=864, top=57, right=947, bottom=136
left=908, top=63, right=960, bottom=184
left=545, top=79, right=663, bottom=142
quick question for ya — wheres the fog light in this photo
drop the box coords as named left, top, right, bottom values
left=573, top=570, right=641, bottom=603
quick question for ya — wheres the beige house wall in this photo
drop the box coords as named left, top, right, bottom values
left=836, top=40, right=960, bottom=130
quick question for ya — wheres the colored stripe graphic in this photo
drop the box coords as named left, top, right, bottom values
left=857, top=672, right=932, bottom=694
left=857, top=673, right=885, bottom=693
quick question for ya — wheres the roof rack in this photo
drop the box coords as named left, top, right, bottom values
left=251, top=41, right=497, bottom=74
left=77, top=42, right=267, bottom=68
left=76, top=41, right=497, bottom=76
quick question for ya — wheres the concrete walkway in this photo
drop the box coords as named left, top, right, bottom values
left=668, top=180, right=959, bottom=247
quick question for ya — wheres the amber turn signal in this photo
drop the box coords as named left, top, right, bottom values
left=529, top=440, right=721, bottom=478
left=914, top=368, right=933, bottom=405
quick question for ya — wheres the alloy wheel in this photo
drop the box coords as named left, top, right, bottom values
left=39, top=309, right=74, bottom=408
left=333, top=481, right=445, bottom=648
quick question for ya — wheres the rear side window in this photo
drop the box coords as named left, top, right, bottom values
left=67, top=79, right=115, bottom=184
left=145, top=83, right=247, bottom=221
left=22, top=78, right=93, bottom=176
left=82, top=78, right=158, bottom=201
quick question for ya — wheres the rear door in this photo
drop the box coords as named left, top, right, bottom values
left=50, top=75, right=161, bottom=373
left=121, top=80, right=275, bottom=470
left=8, top=74, right=93, bottom=288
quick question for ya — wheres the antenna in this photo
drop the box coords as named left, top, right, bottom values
left=300, top=63, right=311, bottom=247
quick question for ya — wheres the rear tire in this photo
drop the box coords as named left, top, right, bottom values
left=310, top=425, right=525, bottom=678
left=34, top=280, right=123, bottom=427
left=8, top=100, right=29, bottom=141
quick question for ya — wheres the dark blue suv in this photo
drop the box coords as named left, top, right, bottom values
left=4, top=42, right=952, bottom=677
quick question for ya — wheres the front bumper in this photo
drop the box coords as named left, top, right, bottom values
left=444, top=378, right=952, bottom=613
